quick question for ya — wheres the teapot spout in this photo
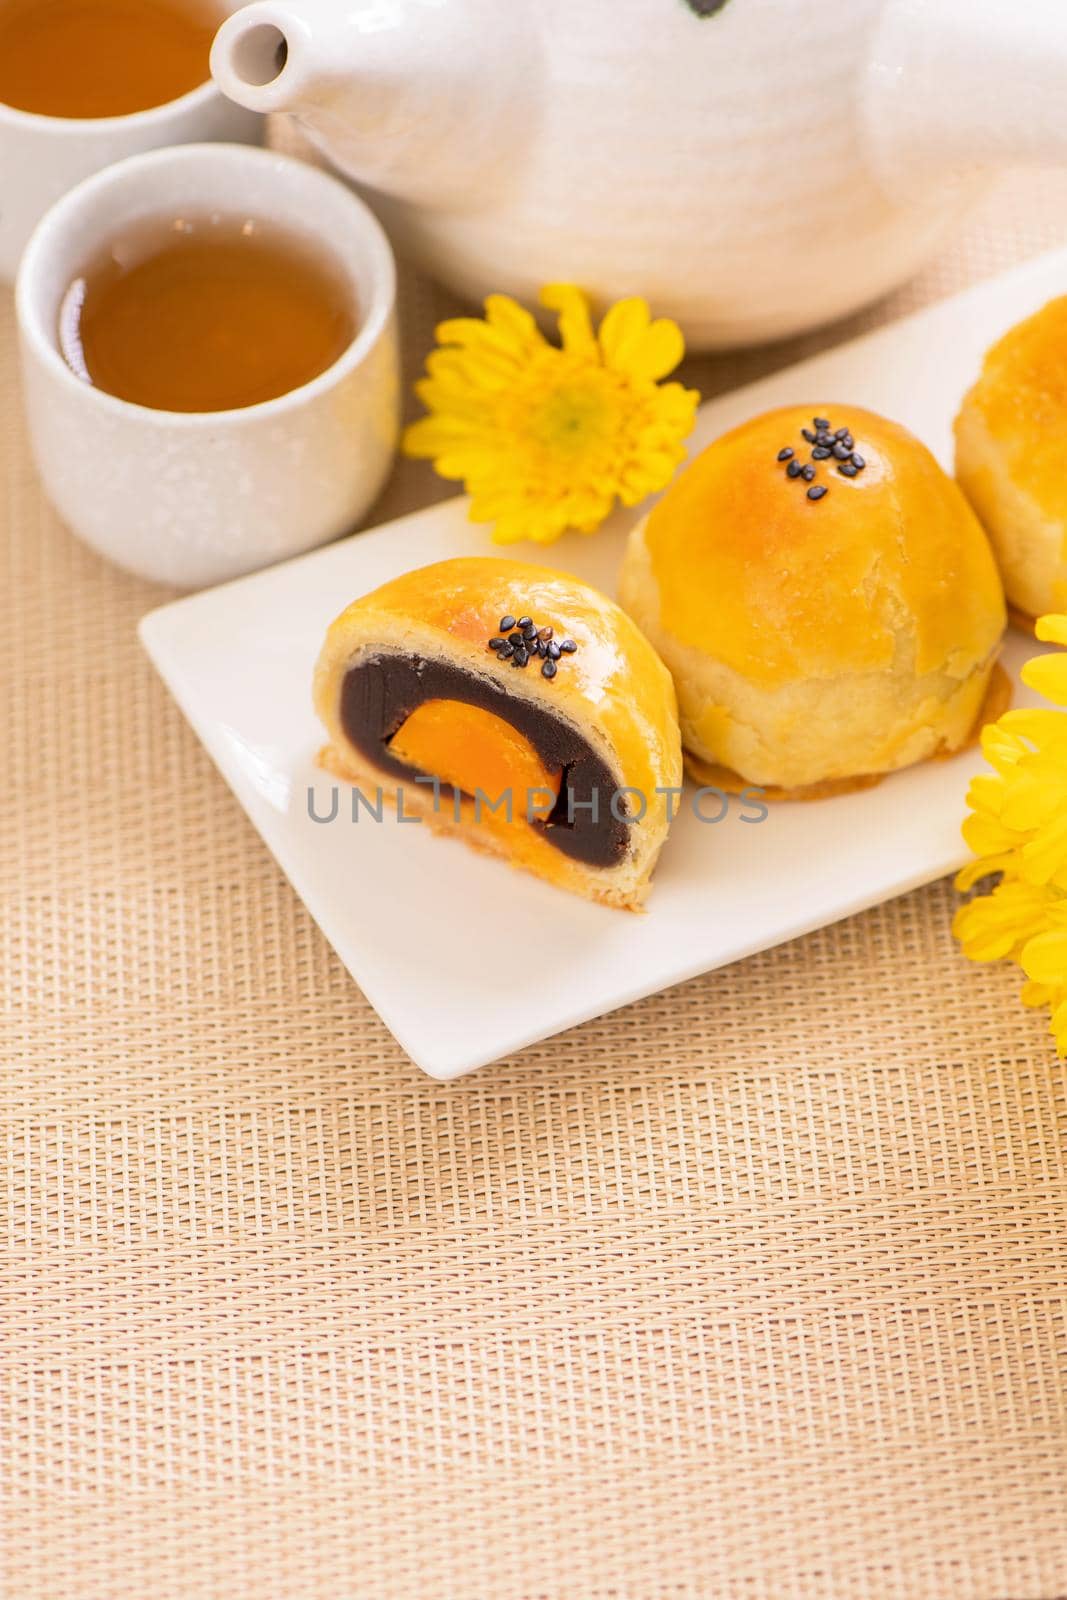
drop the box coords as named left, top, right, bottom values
left=211, top=0, right=538, bottom=210
left=867, top=0, right=1067, bottom=189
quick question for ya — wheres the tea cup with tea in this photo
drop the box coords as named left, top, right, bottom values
left=0, top=0, right=263, bottom=282
left=17, top=141, right=400, bottom=587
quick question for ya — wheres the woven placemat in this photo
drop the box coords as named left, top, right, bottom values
left=3, top=154, right=1067, bottom=1600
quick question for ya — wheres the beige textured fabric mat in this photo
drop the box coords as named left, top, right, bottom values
left=3, top=160, right=1067, bottom=1600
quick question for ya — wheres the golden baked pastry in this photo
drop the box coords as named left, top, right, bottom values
left=314, top=557, right=683, bottom=909
left=619, top=405, right=1007, bottom=794
left=955, top=295, right=1067, bottom=625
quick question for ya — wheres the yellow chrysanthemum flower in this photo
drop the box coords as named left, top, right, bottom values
left=403, top=284, right=700, bottom=545
left=954, top=613, right=1067, bottom=1056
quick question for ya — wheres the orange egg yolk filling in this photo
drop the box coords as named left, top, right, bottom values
left=389, top=699, right=561, bottom=822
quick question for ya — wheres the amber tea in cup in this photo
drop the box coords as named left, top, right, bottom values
left=0, top=0, right=219, bottom=119
left=19, top=143, right=398, bottom=585
left=59, top=212, right=359, bottom=413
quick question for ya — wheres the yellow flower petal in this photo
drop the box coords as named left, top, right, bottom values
left=999, top=768, right=1067, bottom=835
left=483, top=293, right=544, bottom=350
left=1035, top=613, right=1067, bottom=647
left=980, top=720, right=1027, bottom=774
left=965, top=769, right=1006, bottom=808
left=1000, top=707, right=1067, bottom=751
left=961, top=809, right=1020, bottom=861
left=954, top=879, right=1053, bottom=962
left=1021, top=653, right=1067, bottom=707
left=1018, top=808, right=1067, bottom=885
left=1020, top=978, right=1067, bottom=1056
left=1020, top=925, right=1067, bottom=986
left=955, top=854, right=1015, bottom=892
left=425, top=346, right=522, bottom=390
left=401, top=416, right=466, bottom=459
left=599, top=298, right=686, bottom=381
left=1022, top=978, right=1056, bottom=1010
left=431, top=300, right=544, bottom=374
left=540, top=284, right=596, bottom=356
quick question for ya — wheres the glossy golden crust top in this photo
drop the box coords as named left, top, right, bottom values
left=955, top=295, right=1067, bottom=529
left=640, top=405, right=1006, bottom=691
left=316, top=556, right=683, bottom=813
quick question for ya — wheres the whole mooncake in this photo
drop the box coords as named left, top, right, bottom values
left=620, top=405, right=1007, bottom=797
left=955, top=296, right=1067, bottom=626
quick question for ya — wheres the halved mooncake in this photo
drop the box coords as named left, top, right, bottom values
left=313, top=557, right=683, bottom=909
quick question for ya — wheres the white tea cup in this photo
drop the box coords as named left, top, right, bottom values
left=17, top=142, right=400, bottom=588
left=0, top=1, right=262, bottom=284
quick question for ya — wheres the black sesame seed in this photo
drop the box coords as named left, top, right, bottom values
left=539, top=626, right=553, bottom=641
left=832, top=441, right=851, bottom=460
left=498, top=641, right=513, bottom=659
left=838, top=462, right=858, bottom=478
left=807, top=484, right=828, bottom=501
left=559, top=639, right=577, bottom=653
left=488, top=637, right=505, bottom=650
left=787, top=460, right=803, bottom=479
left=801, top=428, right=816, bottom=443
left=811, top=446, right=831, bottom=460
left=547, top=641, right=561, bottom=660
left=517, top=616, right=532, bottom=630
left=499, top=615, right=515, bottom=633
left=814, top=417, right=830, bottom=430
left=542, top=659, right=557, bottom=680
left=801, top=465, right=816, bottom=482
left=851, top=453, right=865, bottom=469
left=777, top=447, right=794, bottom=462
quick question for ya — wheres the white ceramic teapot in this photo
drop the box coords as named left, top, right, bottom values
left=211, top=0, right=1067, bottom=349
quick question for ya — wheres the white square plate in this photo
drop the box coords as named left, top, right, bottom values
left=140, top=248, right=1065, bottom=1079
